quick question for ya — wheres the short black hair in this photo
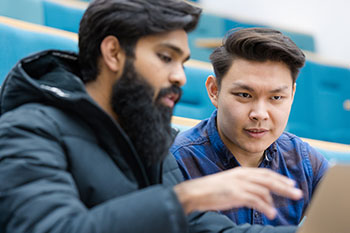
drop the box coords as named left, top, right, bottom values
left=78, top=0, right=202, bottom=82
left=210, top=28, right=305, bottom=88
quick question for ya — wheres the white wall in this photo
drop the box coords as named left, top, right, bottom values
left=200, top=0, right=350, bottom=66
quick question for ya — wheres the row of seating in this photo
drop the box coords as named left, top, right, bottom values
left=288, top=59, right=350, bottom=144
left=0, top=16, right=213, bottom=121
left=1, top=0, right=350, bottom=145
left=0, top=16, right=78, bottom=82
left=0, top=0, right=87, bottom=30
left=0, top=0, right=316, bottom=64
left=1, top=14, right=350, bottom=145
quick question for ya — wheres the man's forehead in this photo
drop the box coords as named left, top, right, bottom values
left=225, top=59, right=293, bottom=82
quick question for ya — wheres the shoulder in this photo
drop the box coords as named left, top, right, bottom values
left=277, top=132, right=327, bottom=162
left=277, top=131, right=302, bottom=144
left=162, top=153, right=185, bottom=187
left=1, top=102, right=95, bottom=142
left=0, top=103, right=71, bottom=170
left=171, top=119, right=210, bottom=155
left=0, top=103, right=63, bottom=137
left=276, top=132, right=317, bottom=158
left=276, top=132, right=329, bottom=182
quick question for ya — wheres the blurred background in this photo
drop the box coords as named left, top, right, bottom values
left=0, top=0, right=350, bottom=153
left=201, top=0, right=350, bottom=65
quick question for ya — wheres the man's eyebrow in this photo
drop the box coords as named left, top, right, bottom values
left=269, top=85, right=290, bottom=93
left=159, top=43, right=190, bottom=62
left=231, top=83, right=255, bottom=92
left=231, top=83, right=291, bottom=93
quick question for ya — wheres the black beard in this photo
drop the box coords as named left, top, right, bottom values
left=111, top=59, right=182, bottom=165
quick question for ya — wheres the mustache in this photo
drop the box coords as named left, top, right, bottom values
left=156, top=85, right=182, bottom=104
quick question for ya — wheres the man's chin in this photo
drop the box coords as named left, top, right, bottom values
left=155, top=101, right=175, bottom=114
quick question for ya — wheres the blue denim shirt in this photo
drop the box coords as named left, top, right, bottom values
left=170, top=110, right=329, bottom=226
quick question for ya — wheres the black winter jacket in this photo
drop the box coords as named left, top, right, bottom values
left=0, top=50, right=297, bottom=233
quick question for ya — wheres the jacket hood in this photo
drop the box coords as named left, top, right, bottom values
left=0, top=50, right=90, bottom=116
left=0, top=50, right=159, bottom=187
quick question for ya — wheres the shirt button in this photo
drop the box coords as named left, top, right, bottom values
left=254, top=211, right=260, bottom=218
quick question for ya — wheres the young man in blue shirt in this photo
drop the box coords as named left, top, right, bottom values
left=171, top=28, right=329, bottom=226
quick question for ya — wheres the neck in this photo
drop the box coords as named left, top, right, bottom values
left=230, top=150, right=264, bottom=167
left=217, top=125, right=264, bottom=167
left=85, top=74, right=118, bottom=121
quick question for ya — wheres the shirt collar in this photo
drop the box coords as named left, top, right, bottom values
left=265, top=142, right=277, bottom=162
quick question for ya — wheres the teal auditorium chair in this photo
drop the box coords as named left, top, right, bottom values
left=174, top=65, right=216, bottom=120
left=188, top=13, right=226, bottom=62
left=288, top=60, right=350, bottom=144
left=0, top=0, right=87, bottom=34
left=0, top=16, right=78, bottom=84
left=42, top=0, right=86, bottom=33
left=316, top=148, right=350, bottom=163
left=0, top=0, right=44, bottom=25
left=1, top=0, right=316, bottom=64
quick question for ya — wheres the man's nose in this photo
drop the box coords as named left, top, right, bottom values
left=249, top=101, right=269, bottom=121
left=169, top=65, right=186, bottom=87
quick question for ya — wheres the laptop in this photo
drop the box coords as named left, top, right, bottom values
left=297, top=163, right=350, bottom=233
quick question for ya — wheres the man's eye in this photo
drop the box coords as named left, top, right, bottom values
left=236, top=93, right=251, bottom=98
left=271, top=96, right=283, bottom=100
left=158, top=53, right=172, bottom=63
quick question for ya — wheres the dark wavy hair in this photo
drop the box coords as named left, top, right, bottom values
left=78, top=0, right=201, bottom=82
left=210, top=27, right=306, bottom=88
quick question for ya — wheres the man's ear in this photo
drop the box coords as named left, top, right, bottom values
left=100, top=35, right=125, bottom=72
left=206, top=75, right=219, bottom=108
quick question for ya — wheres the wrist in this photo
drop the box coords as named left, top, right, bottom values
left=173, top=182, right=197, bottom=215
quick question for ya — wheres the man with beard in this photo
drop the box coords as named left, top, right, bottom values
left=0, top=1, right=302, bottom=233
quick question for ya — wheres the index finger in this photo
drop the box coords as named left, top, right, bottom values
left=248, top=169, right=303, bottom=200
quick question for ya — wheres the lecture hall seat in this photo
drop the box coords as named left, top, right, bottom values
left=0, top=16, right=78, bottom=84
left=288, top=60, right=350, bottom=144
left=42, top=0, right=87, bottom=33
left=174, top=61, right=216, bottom=120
